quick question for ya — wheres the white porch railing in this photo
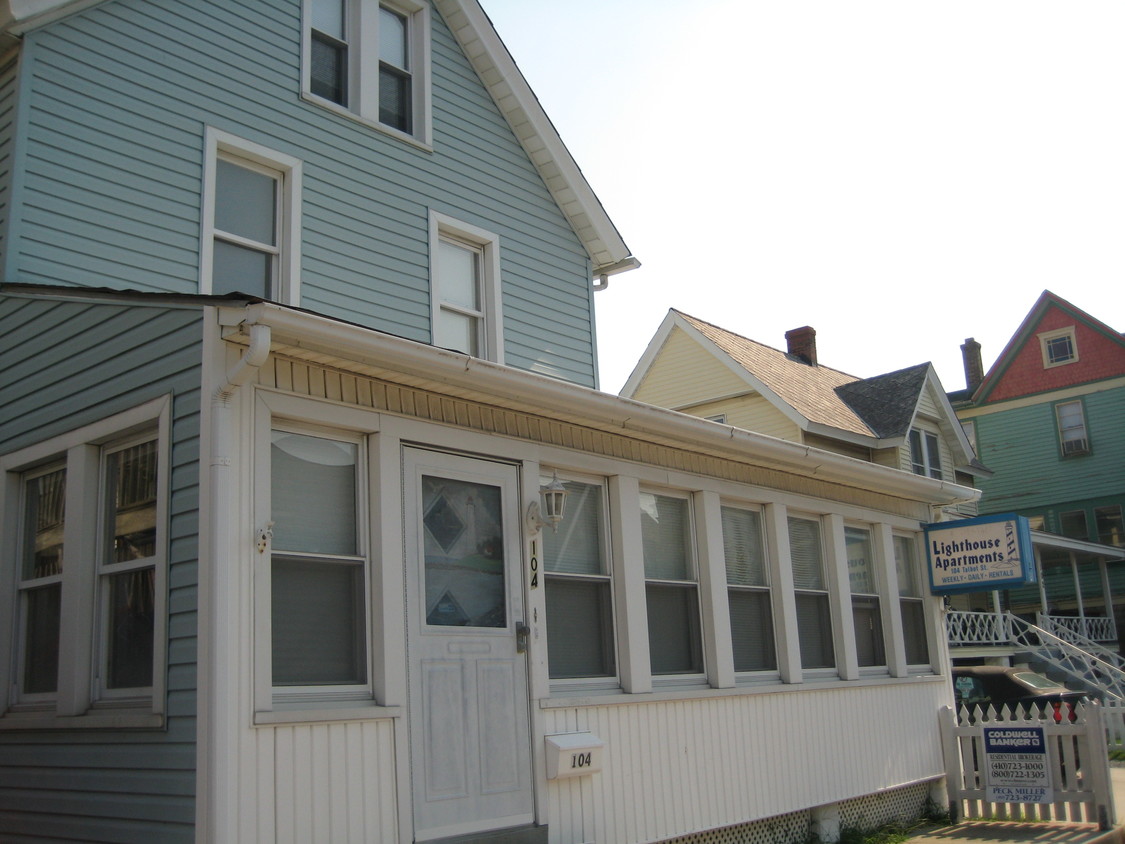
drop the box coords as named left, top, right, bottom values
left=946, top=610, right=1125, bottom=703
left=1037, top=613, right=1125, bottom=673
left=1038, top=613, right=1117, bottom=643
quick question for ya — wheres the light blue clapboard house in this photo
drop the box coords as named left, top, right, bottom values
left=0, top=2, right=978, bottom=842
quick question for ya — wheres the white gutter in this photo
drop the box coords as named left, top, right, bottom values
left=227, top=303, right=978, bottom=507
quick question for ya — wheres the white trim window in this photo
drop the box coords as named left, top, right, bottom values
left=788, top=515, right=834, bottom=670
left=542, top=476, right=616, bottom=684
left=268, top=426, right=369, bottom=695
left=1040, top=327, right=1078, bottom=368
left=908, top=428, right=942, bottom=479
left=305, top=0, right=432, bottom=144
left=640, top=491, right=703, bottom=677
left=844, top=526, right=885, bottom=670
left=201, top=129, right=302, bottom=304
left=720, top=505, right=776, bottom=673
left=1055, top=400, right=1090, bottom=456
left=0, top=399, right=169, bottom=726
left=429, top=211, right=503, bottom=363
left=893, top=534, right=930, bottom=668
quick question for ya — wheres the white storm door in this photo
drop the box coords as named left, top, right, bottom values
left=403, top=448, right=534, bottom=841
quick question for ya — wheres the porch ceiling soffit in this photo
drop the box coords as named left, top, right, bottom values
left=434, top=0, right=637, bottom=278
left=1029, top=529, right=1125, bottom=563
left=219, top=303, right=979, bottom=509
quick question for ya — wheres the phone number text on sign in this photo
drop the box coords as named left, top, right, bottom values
left=983, top=727, right=1052, bottom=804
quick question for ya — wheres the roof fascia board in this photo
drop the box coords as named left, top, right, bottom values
left=229, top=301, right=978, bottom=507
left=435, top=0, right=637, bottom=276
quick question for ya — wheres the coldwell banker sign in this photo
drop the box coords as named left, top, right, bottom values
left=924, top=513, right=1035, bottom=595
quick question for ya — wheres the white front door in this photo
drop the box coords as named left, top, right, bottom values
left=403, top=448, right=534, bottom=842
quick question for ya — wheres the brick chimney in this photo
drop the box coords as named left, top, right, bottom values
left=785, top=326, right=817, bottom=366
left=961, top=337, right=983, bottom=392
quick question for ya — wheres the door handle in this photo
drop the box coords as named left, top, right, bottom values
left=515, top=622, right=530, bottom=654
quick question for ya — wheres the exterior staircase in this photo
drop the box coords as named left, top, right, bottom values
left=946, top=610, right=1125, bottom=702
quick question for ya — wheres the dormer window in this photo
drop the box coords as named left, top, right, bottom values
left=305, top=0, right=431, bottom=144
left=908, top=429, right=942, bottom=479
left=1039, top=327, right=1078, bottom=368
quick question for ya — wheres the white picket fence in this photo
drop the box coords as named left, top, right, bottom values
left=939, top=701, right=1117, bottom=830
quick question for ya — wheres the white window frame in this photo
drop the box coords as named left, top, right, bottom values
left=908, top=428, right=942, bottom=479
left=1039, top=326, right=1079, bottom=368
left=200, top=128, right=303, bottom=305
left=787, top=513, right=836, bottom=675
left=252, top=391, right=397, bottom=723
left=429, top=210, right=503, bottom=364
left=639, top=488, right=705, bottom=683
left=893, top=533, right=932, bottom=671
left=844, top=524, right=886, bottom=673
left=719, top=502, right=777, bottom=676
left=1055, top=399, right=1090, bottom=456
left=301, top=0, right=433, bottom=147
left=0, top=398, right=170, bottom=729
left=541, top=472, right=618, bottom=690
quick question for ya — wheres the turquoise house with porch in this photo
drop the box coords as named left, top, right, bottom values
left=1, top=1, right=986, bottom=842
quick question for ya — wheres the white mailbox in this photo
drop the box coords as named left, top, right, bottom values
left=544, top=732, right=604, bottom=779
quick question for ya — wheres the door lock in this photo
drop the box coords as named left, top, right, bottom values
left=515, top=622, right=530, bottom=654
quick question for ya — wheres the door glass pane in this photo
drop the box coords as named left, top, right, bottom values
left=271, top=432, right=357, bottom=556
left=852, top=596, right=884, bottom=667
left=796, top=592, right=833, bottom=669
left=272, top=555, right=366, bottom=685
left=23, top=469, right=65, bottom=580
left=105, top=440, right=158, bottom=563
left=422, top=475, right=505, bottom=628
left=106, top=568, right=155, bottom=688
left=902, top=599, right=929, bottom=664
left=215, top=158, right=277, bottom=245
left=212, top=240, right=271, bottom=298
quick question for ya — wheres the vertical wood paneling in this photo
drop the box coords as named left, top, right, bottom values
left=544, top=681, right=947, bottom=844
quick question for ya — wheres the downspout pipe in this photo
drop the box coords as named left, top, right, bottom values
left=205, top=320, right=270, bottom=840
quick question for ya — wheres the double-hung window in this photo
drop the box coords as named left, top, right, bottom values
left=269, top=427, right=368, bottom=692
left=720, top=505, right=776, bottom=673
left=1055, top=400, right=1090, bottom=456
left=909, top=429, right=942, bottom=479
left=542, top=477, right=616, bottom=683
left=1095, top=506, right=1124, bottom=547
left=306, top=0, right=431, bottom=144
left=429, top=212, right=503, bottom=362
left=845, top=526, right=885, bottom=670
left=202, top=129, right=302, bottom=303
left=640, top=492, right=703, bottom=677
left=788, top=515, right=834, bottom=670
left=893, top=534, right=929, bottom=667
left=1, top=399, right=169, bottom=726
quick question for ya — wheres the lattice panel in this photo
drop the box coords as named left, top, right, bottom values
left=838, top=782, right=930, bottom=830
left=663, top=809, right=811, bottom=844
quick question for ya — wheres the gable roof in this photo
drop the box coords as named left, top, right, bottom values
left=1, top=0, right=639, bottom=279
left=623, top=310, right=981, bottom=471
left=972, top=290, right=1125, bottom=404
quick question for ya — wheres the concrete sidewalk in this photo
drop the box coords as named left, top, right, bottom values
left=904, top=768, right=1125, bottom=844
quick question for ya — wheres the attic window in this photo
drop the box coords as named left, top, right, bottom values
left=305, top=0, right=432, bottom=145
left=1039, top=327, right=1078, bottom=368
left=908, top=429, right=942, bottom=479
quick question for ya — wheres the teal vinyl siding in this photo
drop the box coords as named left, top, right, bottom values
left=0, top=55, right=17, bottom=274
left=974, top=386, right=1125, bottom=514
left=10, top=0, right=598, bottom=385
left=0, top=294, right=201, bottom=843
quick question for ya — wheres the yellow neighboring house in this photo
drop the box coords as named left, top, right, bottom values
left=622, top=310, right=988, bottom=510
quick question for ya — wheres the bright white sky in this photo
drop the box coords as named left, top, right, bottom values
left=482, top=1, right=1124, bottom=395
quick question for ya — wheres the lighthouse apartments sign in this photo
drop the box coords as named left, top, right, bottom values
left=924, top=514, right=1035, bottom=595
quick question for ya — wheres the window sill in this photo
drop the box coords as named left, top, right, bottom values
left=0, top=709, right=164, bottom=731
left=254, top=704, right=402, bottom=726
left=299, top=92, right=433, bottom=153
left=539, top=672, right=945, bottom=710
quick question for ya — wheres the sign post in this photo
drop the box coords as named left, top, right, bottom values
left=983, top=726, right=1052, bottom=804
